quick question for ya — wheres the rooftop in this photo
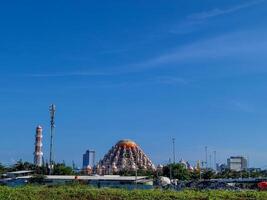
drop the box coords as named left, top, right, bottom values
left=46, top=175, right=148, bottom=181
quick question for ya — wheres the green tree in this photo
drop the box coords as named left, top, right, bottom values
left=0, top=163, right=6, bottom=175
left=163, top=164, right=190, bottom=180
left=53, top=163, right=74, bottom=175
left=29, top=174, right=47, bottom=184
left=189, top=170, right=201, bottom=180
left=202, top=170, right=215, bottom=180
left=11, top=160, right=35, bottom=171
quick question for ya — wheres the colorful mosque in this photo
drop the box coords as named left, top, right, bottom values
left=97, top=139, right=156, bottom=175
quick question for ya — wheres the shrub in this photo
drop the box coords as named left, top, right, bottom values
left=1, top=185, right=267, bottom=200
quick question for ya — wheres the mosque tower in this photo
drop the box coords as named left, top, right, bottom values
left=98, top=139, right=155, bottom=175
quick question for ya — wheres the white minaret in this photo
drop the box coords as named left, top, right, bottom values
left=34, top=125, right=43, bottom=167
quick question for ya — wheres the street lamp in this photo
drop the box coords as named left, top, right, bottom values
left=172, top=138, right=176, bottom=164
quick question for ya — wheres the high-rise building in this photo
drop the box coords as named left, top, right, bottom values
left=83, top=150, right=90, bottom=168
left=34, top=125, right=43, bottom=167
left=83, top=150, right=96, bottom=169
left=227, top=156, right=247, bottom=171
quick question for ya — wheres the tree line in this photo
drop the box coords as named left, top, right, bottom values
left=0, top=160, right=74, bottom=177
left=160, top=163, right=267, bottom=180
left=1, top=161, right=266, bottom=180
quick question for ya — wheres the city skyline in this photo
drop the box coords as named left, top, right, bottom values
left=1, top=0, right=267, bottom=168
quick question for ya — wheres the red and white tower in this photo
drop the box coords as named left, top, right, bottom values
left=34, top=125, right=43, bottom=167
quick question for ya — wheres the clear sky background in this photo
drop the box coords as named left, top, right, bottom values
left=1, top=0, right=267, bottom=168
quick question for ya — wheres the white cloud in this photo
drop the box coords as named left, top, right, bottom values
left=18, top=28, right=267, bottom=80
left=154, top=76, right=188, bottom=85
left=189, top=0, right=265, bottom=20
left=171, top=0, right=266, bottom=34
left=124, top=29, right=267, bottom=73
left=23, top=71, right=110, bottom=78
left=229, top=100, right=255, bottom=113
left=24, top=29, right=267, bottom=78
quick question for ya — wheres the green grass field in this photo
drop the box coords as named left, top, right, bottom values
left=0, top=185, right=267, bottom=200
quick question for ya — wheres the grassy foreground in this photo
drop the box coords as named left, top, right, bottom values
left=0, top=185, right=267, bottom=200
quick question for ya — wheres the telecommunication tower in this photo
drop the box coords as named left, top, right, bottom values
left=49, top=104, right=56, bottom=174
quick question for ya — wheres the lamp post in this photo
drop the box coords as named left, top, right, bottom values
left=49, top=104, right=56, bottom=174
left=172, top=138, right=176, bottom=164
left=169, top=158, right=172, bottom=180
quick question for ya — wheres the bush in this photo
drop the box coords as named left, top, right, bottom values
left=1, top=185, right=267, bottom=200
left=29, top=174, right=47, bottom=184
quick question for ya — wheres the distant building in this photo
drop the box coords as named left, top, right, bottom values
left=248, top=168, right=261, bottom=173
left=83, top=150, right=90, bottom=168
left=1, top=174, right=153, bottom=189
left=82, top=150, right=96, bottom=169
left=6, top=170, right=34, bottom=179
left=227, top=156, right=247, bottom=171
left=216, top=163, right=228, bottom=172
left=179, top=159, right=194, bottom=171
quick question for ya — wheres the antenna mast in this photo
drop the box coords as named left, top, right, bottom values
left=49, top=104, right=56, bottom=174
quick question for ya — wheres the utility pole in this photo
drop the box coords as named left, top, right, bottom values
left=205, top=146, right=208, bottom=169
left=209, top=154, right=212, bottom=169
left=169, top=158, right=172, bottom=180
left=213, top=151, right=217, bottom=171
left=92, top=150, right=96, bottom=167
left=172, top=138, right=176, bottom=164
left=199, top=166, right=202, bottom=180
left=72, top=161, right=75, bottom=170
left=247, top=156, right=250, bottom=178
left=49, top=104, right=56, bottom=175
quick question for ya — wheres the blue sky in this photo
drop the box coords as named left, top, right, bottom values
left=1, top=0, right=267, bottom=168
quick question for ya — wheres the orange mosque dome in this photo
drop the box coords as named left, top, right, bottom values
left=116, top=139, right=137, bottom=148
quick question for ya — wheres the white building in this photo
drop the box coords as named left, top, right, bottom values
left=227, top=156, right=247, bottom=171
